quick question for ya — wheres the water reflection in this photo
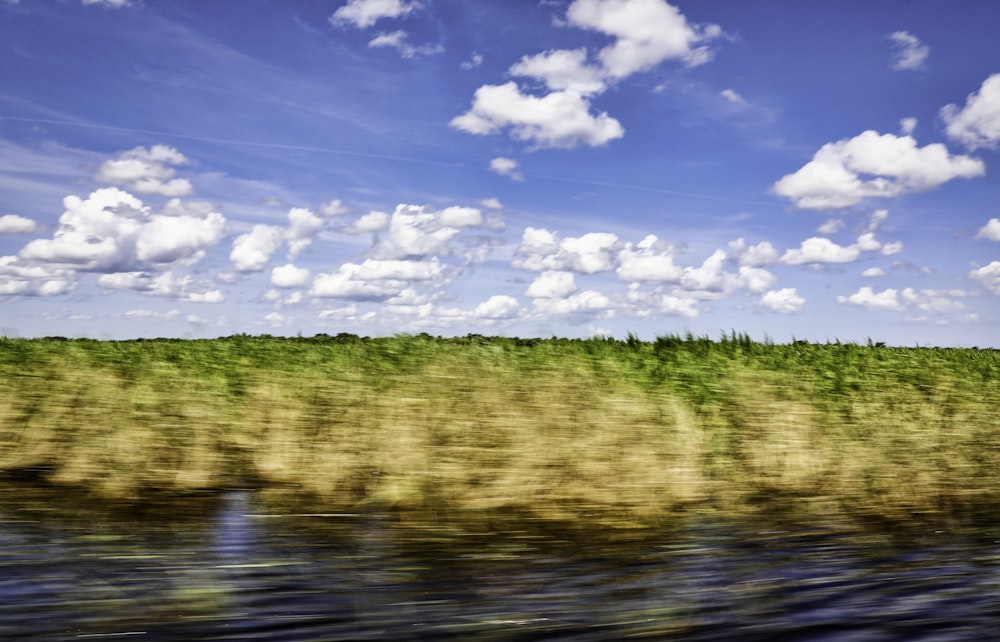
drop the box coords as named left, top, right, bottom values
left=0, top=485, right=998, bottom=640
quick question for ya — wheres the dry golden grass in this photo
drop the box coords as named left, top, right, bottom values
left=1, top=335, right=997, bottom=529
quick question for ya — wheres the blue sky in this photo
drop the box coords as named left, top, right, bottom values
left=1, top=0, right=998, bottom=346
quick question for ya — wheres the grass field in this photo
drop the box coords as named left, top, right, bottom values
left=1, top=333, right=997, bottom=529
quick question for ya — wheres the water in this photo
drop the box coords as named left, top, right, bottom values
left=1, top=485, right=998, bottom=641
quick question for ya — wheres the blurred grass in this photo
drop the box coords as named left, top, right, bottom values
left=1, top=332, right=998, bottom=529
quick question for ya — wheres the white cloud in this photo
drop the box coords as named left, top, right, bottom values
left=727, top=238, right=780, bottom=267
left=344, top=210, right=391, bottom=234
left=473, top=295, right=520, bottom=319
left=271, top=263, right=311, bottom=288
left=720, top=89, right=747, bottom=105
left=758, top=288, right=805, bottom=314
left=98, top=271, right=224, bottom=303
left=881, top=241, right=904, bottom=255
left=509, top=48, right=607, bottom=96
left=371, top=203, right=485, bottom=260
left=616, top=234, right=683, bottom=281
left=900, top=117, right=917, bottom=136
left=480, top=197, right=503, bottom=210
left=0, top=255, right=76, bottom=297
left=737, top=266, right=777, bottom=293
left=286, top=207, right=324, bottom=258
left=888, top=31, right=929, bottom=71
left=135, top=211, right=225, bottom=264
left=680, top=249, right=728, bottom=292
left=513, top=228, right=621, bottom=273
left=837, top=286, right=904, bottom=311
left=969, top=261, right=1000, bottom=295
left=96, top=145, right=193, bottom=197
left=489, top=157, right=524, bottom=181
left=817, top=218, right=845, bottom=235
left=82, top=0, right=131, bottom=6
left=461, top=52, right=483, bottom=70
left=451, top=82, right=624, bottom=149
left=526, top=270, right=578, bottom=298
left=772, top=130, right=984, bottom=210
left=18, top=187, right=224, bottom=273
left=861, top=267, right=887, bottom=277
left=566, top=0, right=723, bottom=76
left=319, top=198, right=349, bottom=216
left=976, top=218, right=1000, bottom=242
left=368, top=30, right=442, bottom=58
left=781, top=237, right=861, bottom=265
left=941, top=74, right=1000, bottom=150
left=309, top=258, right=443, bottom=301
left=0, top=214, right=39, bottom=234
left=331, top=0, right=420, bottom=28
left=452, top=0, right=719, bottom=149
left=532, top=289, right=613, bottom=317
left=230, top=224, right=284, bottom=272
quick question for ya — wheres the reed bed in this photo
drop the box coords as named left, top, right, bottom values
left=0, top=333, right=997, bottom=529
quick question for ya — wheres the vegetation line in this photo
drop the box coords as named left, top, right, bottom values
left=1, top=333, right=997, bottom=529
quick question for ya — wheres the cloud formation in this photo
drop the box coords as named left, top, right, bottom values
left=772, top=130, right=984, bottom=210
left=451, top=0, right=721, bottom=148
left=331, top=0, right=420, bottom=29
left=888, top=31, right=929, bottom=71
left=941, top=74, right=1000, bottom=150
left=96, top=145, right=194, bottom=197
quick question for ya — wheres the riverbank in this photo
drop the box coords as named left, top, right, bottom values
left=1, top=334, right=997, bottom=529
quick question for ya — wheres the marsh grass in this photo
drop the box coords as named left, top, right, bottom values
left=1, top=333, right=997, bottom=529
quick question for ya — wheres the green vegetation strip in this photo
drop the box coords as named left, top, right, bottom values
left=1, top=333, right=998, bottom=529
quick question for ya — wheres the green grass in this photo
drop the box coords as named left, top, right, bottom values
left=1, top=333, right=998, bottom=529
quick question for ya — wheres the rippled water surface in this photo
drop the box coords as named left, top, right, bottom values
left=1, top=486, right=998, bottom=641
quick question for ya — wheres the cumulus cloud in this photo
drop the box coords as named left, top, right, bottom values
left=271, top=263, right=311, bottom=288
left=331, top=0, right=420, bottom=28
left=976, top=218, right=1000, bottom=242
left=838, top=286, right=904, bottom=311
left=566, top=0, right=723, bottom=76
left=616, top=234, right=682, bottom=281
left=451, top=82, right=624, bottom=149
left=96, top=145, right=193, bottom=197
left=0, top=214, right=39, bottom=234
left=513, top=227, right=621, bottom=273
left=82, top=0, right=131, bottom=6
left=309, top=258, right=443, bottom=300
left=526, top=270, right=578, bottom=298
left=758, top=288, right=805, bottom=314
left=532, top=289, right=613, bottom=317
left=98, top=271, right=224, bottom=302
left=319, top=198, right=349, bottom=216
left=772, top=130, right=984, bottom=210
left=18, top=187, right=224, bottom=272
left=472, top=294, right=520, bottom=319
left=344, top=210, right=391, bottom=234
left=509, top=48, right=607, bottom=96
left=371, top=204, right=484, bottom=260
left=969, top=261, right=1000, bottom=295
left=229, top=207, right=326, bottom=271
left=451, top=0, right=719, bottom=148
left=888, top=31, right=929, bottom=71
left=489, top=157, right=525, bottom=181
left=781, top=237, right=861, bottom=265
left=368, top=30, right=442, bottom=58
left=727, top=238, right=779, bottom=267
left=230, top=224, right=284, bottom=272
left=900, top=117, right=917, bottom=136
left=942, top=74, right=1000, bottom=150
left=0, top=256, right=75, bottom=297
left=861, top=267, right=887, bottom=277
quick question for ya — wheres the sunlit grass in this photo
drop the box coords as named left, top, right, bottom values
left=1, top=333, right=997, bottom=528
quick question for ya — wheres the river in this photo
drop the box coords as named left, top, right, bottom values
left=1, top=485, right=998, bottom=641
